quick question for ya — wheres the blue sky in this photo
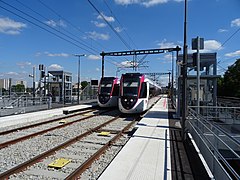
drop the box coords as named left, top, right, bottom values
left=0, top=0, right=240, bottom=87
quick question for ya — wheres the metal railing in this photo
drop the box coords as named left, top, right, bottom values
left=190, top=106, right=240, bottom=124
left=187, top=107, right=240, bottom=179
left=79, top=84, right=98, bottom=101
left=0, top=95, right=49, bottom=116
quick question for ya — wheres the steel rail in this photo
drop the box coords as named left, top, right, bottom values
left=0, top=115, right=122, bottom=179
left=0, top=107, right=96, bottom=136
left=0, top=109, right=112, bottom=149
left=65, top=115, right=140, bottom=179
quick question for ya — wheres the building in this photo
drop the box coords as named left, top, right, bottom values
left=16, top=80, right=27, bottom=88
left=48, top=71, right=72, bottom=103
left=0, top=79, right=10, bottom=90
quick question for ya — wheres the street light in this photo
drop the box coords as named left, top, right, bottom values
left=29, top=66, right=36, bottom=105
left=73, top=54, right=86, bottom=104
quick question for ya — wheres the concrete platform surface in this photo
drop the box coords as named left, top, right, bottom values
left=0, top=104, right=93, bottom=128
left=99, top=97, right=172, bottom=180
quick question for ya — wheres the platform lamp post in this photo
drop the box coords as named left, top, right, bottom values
left=73, top=54, right=86, bottom=104
left=29, top=66, right=36, bottom=105
left=171, top=51, right=174, bottom=105
left=182, top=0, right=188, bottom=141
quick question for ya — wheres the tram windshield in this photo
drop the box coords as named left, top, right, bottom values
left=122, top=77, right=139, bottom=97
left=100, top=81, right=113, bottom=95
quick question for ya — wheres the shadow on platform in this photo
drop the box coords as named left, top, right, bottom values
left=168, top=101, right=211, bottom=180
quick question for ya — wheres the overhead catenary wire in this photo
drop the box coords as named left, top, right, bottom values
left=217, top=26, right=240, bottom=64
left=36, top=0, right=109, bottom=53
left=36, top=0, right=125, bottom=69
left=103, top=0, right=138, bottom=49
left=0, top=0, right=136, bottom=72
left=0, top=5, right=94, bottom=54
left=14, top=0, right=100, bottom=55
left=103, top=0, right=142, bottom=66
left=0, top=0, right=98, bottom=55
left=87, top=0, right=132, bottom=50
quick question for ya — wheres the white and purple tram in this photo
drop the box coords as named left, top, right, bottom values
left=97, top=77, right=119, bottom=107
left=118, top=73, right=161, bottom=114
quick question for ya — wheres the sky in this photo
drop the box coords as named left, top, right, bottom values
left=0, top=0, right=240, bottom=87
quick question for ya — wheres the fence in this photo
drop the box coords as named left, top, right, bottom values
left=187, top=106, right=240, bottom=179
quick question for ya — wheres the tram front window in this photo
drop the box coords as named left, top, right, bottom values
left=122, top=78, right=139, bottom=97
left=100, top=82, right=112, bottom=95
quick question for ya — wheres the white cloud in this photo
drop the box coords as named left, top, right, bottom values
left=88, top=55, right=101, bottom=60
left=97, top=13, right=115, bottom=22
left=163, top=54, right=172, bottom=61
left=225, top=50, right=240, bottom=57
left=0, top=17, right=27, bottom=35
left=218, top=29, right=228, bottom=33
left=16, top=61, right=32, bottom=69
left=91, top=21, right=106, bottom=28
left=48, top=64, right=63, bottom=70
left=115, top=27, right=123, bottom=33
left=142, top=0, right=168, bottom=7
left=46, top=52, right=69, bottom=57
left=231, top=18, right=240, bottom=27
left=157, top=39, right=180, bottom=49
left=188, top=40, right=222, bottom=53
left=35, top=52, right=69, bottom=57
left=115, top=0, right=182, bottom=7
left=114, top=0, right=138, bottom=5
left=88, top=31, right=110, bottom=40
left=6, top=72, right=19, bottom=76
left=203, top=40, right=222, bottom=51
left=119, top=60, right=138, bottom=67
left=45, top=19, right=66, bottom=28
left=96, top=68, right=100, bottom=71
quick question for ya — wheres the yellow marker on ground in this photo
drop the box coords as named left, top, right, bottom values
left=59, top=120, right=68, bottom=124
left=83, top=113, right=94, bottom=116
left=48, top=158, right=71, bottom=168
left=98, top=131, right=110, bottom=136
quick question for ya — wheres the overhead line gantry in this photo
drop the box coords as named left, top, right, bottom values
left=100, top=47, right=181, bottom=78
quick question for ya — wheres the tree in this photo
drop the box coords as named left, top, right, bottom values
left=81, top=81, right=89, bottom=90
left=218, top=58, right=240, bottom=97
left=12, top=84, right=25, bottom=93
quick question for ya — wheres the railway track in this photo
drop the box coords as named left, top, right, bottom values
left=0, top=113, right=139, bottom=179
left=0, top=96, right=161, bottom=179
left=0, top=109, right=120, bottom=174
left=0, top=108, right=96, bottom=136
left=218, top=96, right=240, bottom=107
left=0, top=108, right=112, bottom=149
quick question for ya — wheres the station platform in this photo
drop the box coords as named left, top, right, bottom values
left=0, top=102, right=96, bottom=128
left=99, top=96, right=209, bottom=180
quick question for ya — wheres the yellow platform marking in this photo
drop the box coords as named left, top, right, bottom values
left=48, top=158, right=71, bottom=168
left=59, top=120, right=68, bottom=124
left=83, top=112, right=94, bottom=116
left=98, top=131, right=110, bottom=136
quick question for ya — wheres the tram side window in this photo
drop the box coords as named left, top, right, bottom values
left=139, top=82, right=147, bottom=98
left=112, top=84, right=120, bottom=96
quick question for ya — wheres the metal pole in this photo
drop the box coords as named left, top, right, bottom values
left=176, top=47, right=180, bottom=117
left=182, top=0, right=188, bottom=141
left=78, top=56, right=80, bottom=104
left=171, top=51, right=174, bottom=105
left=33, top=66, right=36, bottom=105
left=197, top=36, right=200, bottom=114
left=44, top=66, right=46, bottom=97
left=73, top=54, right=86, bottom=104
left=168, top=72, right=171, bottom=87
left=101, top=52, right=105, bottom=78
